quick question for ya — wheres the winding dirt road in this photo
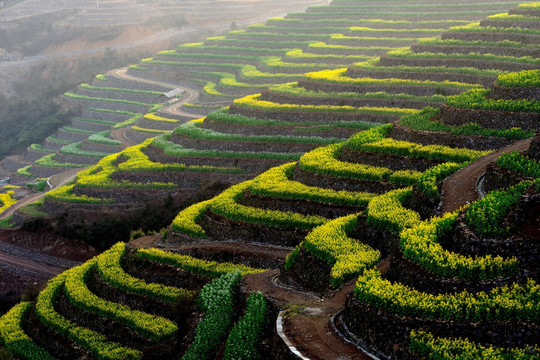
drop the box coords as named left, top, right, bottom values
left=108, top=67, right=201, bottom=119
left=441, top=138, right=532, bottom=213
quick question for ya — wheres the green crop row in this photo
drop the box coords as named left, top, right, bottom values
left=446, top=89, right=540, bottom=112
left=352, top=58, right=504, bottom=77
left=261, top=56, right=347, bottom=71
left=30, top=143, right=55, bottom=153
left=286, top=213, right=380, bottom=287
left=75, top=117, right=117, bottom=126
left=88, top=131, right=123, bottom=146
left=234, top=93, right=419, bottom=116
left=266, top=16, right=468, bottom=26
left=346, top=124, right=489, bottom=163
left=152, top=132, right=301, bottom=161
left=450, top=22, right=540, bottom=35
left=497, top=69, right=540, bottom=87
left=210, top=181, right=328, bottom=230
left=64, top=92, right=152, bottom=106
left=173, top=120, right=344, bottom=146
left=417, top=37, right=540, bottom=49
left=308, top=41, right=394, bottom=53
left=204, top=36, right=314, bottom=48
left=366, top=187, right=420, bottom=234
left=170, top=199, right=212, bottom=238
left=223, top=292, right=267, bottom=360
left=467, top=180, right=537, bottom=238
left=157, top=51, right=261, bottom=62
left=35, top=154, right=84, bottom=168
left=310, top=3, right=519, bottom=10
left=401, top=212, right=519, bottom=280
left=233, top=29, right=332, bottom=41
left=177, top=43, right=289, bottom=56
left=60, top=142, right=110, bottom=158
left=206, top=108, right=379, bottom=130
left=16, top=165, right=34, bottom=177
left=98, top=243, right=195, bottom=303
left=80, top=83, right=162, bottom=96
left=496, top=151, right=540, bottom=178
left=487, top=12, right=540, bottom=22
left=355, top=268, right=540, bottom=323
left=249, top=163, right=376, bottom=207
left=305, top=68, right=481, bottom=89
left=192, top=71, right=270, bottom=89
left=299, top=141, right=420, bottom=185
left=518, top=2, right=540, bottom=8
left=331, top=34, right=430, bottom=43
left=35, top=273, right=142, bottom=360
left=0, top=302, right=56, bottom=360
left=416, top=161, right=468, bottom=199
left=46, top=184, right=113, bottom=204
left=290, top=10, right=501, bottom=17
left=65, top=257, right=178, bottom=342
left=202, top=81, right=235, bottom=98
left=113, top=113, right=142, bottom=129
left=410, top=330, right=540, bottom=360
left=62, top=126, right=98, bottom=135
left=182, top=272, right=242, bottom=360
left=270, top=82, right=447, bottom=102
left=399, top=107, right=534, bottom=140
left=136, top=247, right=265, bottom=278
left=350, top=26, right=445, bottom=34
left=386, top=48, right=540, bottom=65
left=284, top=48, right=373, bottom=62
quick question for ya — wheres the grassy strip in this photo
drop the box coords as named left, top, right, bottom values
left=417, top=37, right=540, bottom=49
left=398, top=107, right=533, bottom=140
left=207, top=108, right=380, bottom=129
left=211, top=181, right=328, bottom=230
left=449, top=22, right=540, bottom=35
left=352, top=58, right=504, bottom=77
left=386, top=47, right=540, bottom=65
left=64, top=92, right=152, bottom=106
left=136, top=248, right=265, bottom=278
left=173, top=121, right=344, bottom=145
left=153, top=133, right=301, bottom=161
left=88, top=131, right=123, bottom=146
left=60, top=142, right=110, bottom=157
left=446, top=88, right=540, bottom=112
left=80, top=83, right=162, bottom=95
left=30, top=143, right=55, bottom=153
left=306, top=68, right=480, bottom=89
left=233, top=94, right=419, bottom=116
left=250, top=163, right=376, bottom=207
left=346, top=125, right=490, bottom=163
left=113, top=113, right=142, bottom=129
left=269, top=82, right=447, bottom=102
left=46, top=184, right=113, bottom=204
left=35, top=154, right=85, bottom=168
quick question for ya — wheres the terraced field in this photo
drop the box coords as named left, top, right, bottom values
left=1, top=0, right=539, bottom=359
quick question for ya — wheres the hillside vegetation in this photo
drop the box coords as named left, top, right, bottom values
left=0, top=0, right=539, bottom=359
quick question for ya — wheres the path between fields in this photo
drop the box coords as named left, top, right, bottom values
left=108, top=67, right=201, bottom=119
left=0, top=167, right=84, bottom=276
left=441, top=138, right=532, bottom=213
